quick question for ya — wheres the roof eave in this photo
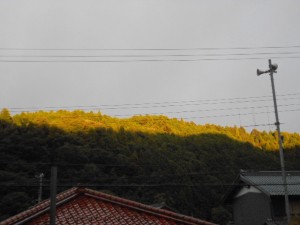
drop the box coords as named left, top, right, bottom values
left=240, top=176, right=270, bottom=197
left=0, top=188, right=79, bottom=225
left=222, top=172, right=271, bottom=204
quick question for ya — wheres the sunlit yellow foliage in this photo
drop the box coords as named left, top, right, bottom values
left=8, top=109, right=300, bottom=151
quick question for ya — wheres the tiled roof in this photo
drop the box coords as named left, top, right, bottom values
left=223, top=170, right=300, bottom=204
left=0, top=187, right=216, bottom=225
left=241, top=171, right=300, bottom=196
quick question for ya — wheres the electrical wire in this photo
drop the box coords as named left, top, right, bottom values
left=1, top=51, right=300, bottom=58
left=5, top=94, right=300, bottom=112
left=1, top=56, right=300, bottom=63
left=0, top=182, right=299, bottom=188
left=2, top=94, right=299, bottom=129
left=1, top=45, right=300, bottom=51
left=112, top=103, right=300, bottom=117
left=184, top=109, right=300, bottom=120
left=7, top=108, right=299, bottom=121
left=10, top=103, right=298, bottom=118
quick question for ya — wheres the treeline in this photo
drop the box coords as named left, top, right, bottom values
left=3, top=109, right=300, bottom=151
left=0, top=109, right=300, bottom=224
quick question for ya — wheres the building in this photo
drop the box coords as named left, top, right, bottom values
left=223, top=170, right=300, bottom=225
left=0, top=187, right=216, bottom=225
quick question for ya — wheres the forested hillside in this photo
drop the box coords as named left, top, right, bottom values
left=1, top=109, right=300, bottom=224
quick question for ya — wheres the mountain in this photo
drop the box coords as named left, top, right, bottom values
left=1, top=109, right=300, bottom=223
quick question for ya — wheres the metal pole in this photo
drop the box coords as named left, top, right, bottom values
left=268, top=59, right=291, bottom=223
left=50, top=166, right=57, bottom=225
left=37, top=173, right=44, bottom=203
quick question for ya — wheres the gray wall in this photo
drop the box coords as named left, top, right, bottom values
left=233, top=193, right=271, bottom=225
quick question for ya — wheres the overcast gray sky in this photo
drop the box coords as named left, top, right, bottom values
left=0, top=0, right=300, bottom=133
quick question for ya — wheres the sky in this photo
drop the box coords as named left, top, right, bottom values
left=0, top=0, right=300, bottom=133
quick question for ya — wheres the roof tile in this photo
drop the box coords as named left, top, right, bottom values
left=242, top=171, right=300, bottom=196
left=0, top=187, right=216, bottom=225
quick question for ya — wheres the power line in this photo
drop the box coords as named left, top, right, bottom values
left=8, top=103, right=300, bottom=117
left=1, top=51, right=300, bottom=58
left=7, top=107, right=300, bottom=121
left=1, top=45, right=300, bottom=51
left=5, top=93, right=300, bottom=111
left=1, top=182, right=300, bottom=188
left=0, top=170, right=239, bottom=182
left=242, top=123, right=278, bottom=128
left=0, top=160, right=284, bottom=172
left=3, top=108, right=299, bottom=129
left=1, top=56, right=300, bottom=63
left=184, top=109, right=300, bottom=120
left=2, top=94, right=299, bottom=129
left=115, top=103, right=300, bottom=117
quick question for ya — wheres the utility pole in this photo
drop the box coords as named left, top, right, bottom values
left=49, top=145, right=58, bottom=225
left=50, top=166, right=57, bottom=225
left=257, top=59, right=290, bottom=223
left=36, top=173, right=44, bottom=203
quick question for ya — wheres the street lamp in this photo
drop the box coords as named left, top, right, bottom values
left=257, top=59, right=290, bottom=223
